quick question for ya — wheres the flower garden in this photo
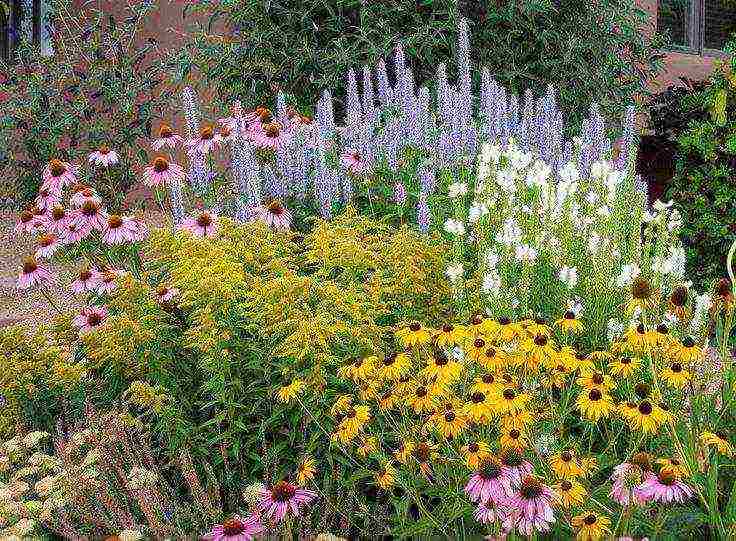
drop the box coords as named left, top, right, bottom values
left=3, top=3, right=736, bottom=540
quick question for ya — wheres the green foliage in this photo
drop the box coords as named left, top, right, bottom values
left=169, top=0, right=664, bottom=135
left=0, top=0, right=174, bottom=207
left=662, top=41, right=736, bottom=291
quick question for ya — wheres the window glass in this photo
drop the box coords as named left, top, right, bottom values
left=658, top=0, right=693, bottom=47
left=704, top=0, right=736, bottom=50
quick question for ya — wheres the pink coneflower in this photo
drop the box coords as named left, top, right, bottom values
left=203, top=514, right=264, bottom=541
left=219, top=101, right=258, bottom=135
left=636, top=470, right=693, bottom=504
left=474, top=499, right=507, bottom=525
left=97, top=269, right=123, bottom=294
left=180, top=211, right=218, bottom=238
left=219, top=124, right=236, bottom=143
left=14, top=209, right=45, bottom=235
left=46, top=206, right=70, bottom=235
left=257, top=480, right=317, bottom=523
left=71, top=267, right=102, bottom=294
left=465, top=457, right=513, bottom=505
left=35, top=233, right=62, bottom=259
left=88, top=145, right=119, bottom=167
left=151, top=123, right=184, bottom=151
left=101, top=214, right=138, bottom=245
left=506, top=477, right=556, bottom=536
left=500, top=449, right=534, bottom=488
left=73, top=200, right=108, bottom=231
left=35, top=186, right=61, bottom=212
left=143, top=156, right=185, bottom=188
left=72, top=305, right=108, bottom=334
left=610, top=462, right=652, bottom=506
left=155, top=285, right=179, bottom=303
left=42, top=159, right=77, bottom=189
left=69, top=187, right=102, bottom=209
left=185, top=125, right=222, bottom=155
left=62, top=220, right=92, bottom=244
left=340, top=150, right=367, bottom=175
left=249, top=122, right=291, bottom=151
left=17, top=256, right=54, bottom=289
left=250, top=201, right=292, bottom=232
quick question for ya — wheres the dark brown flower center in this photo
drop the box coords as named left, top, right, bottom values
left=87, top=312, right=103, bottom=326
left=561, top=480, right=572, bottom=490
left=509, top=429, right=520, bottom=439
left=632, top=452, right=652, bottom=471
left=621, top=357, right=631, bottom=365
left=222, top=518, right=245, bottom=536
left=637, top=323, right=646, bottom=334
left=670, top=287, right=688, bottom=307
left=271, top=480, right=296, bottom=502
left=442, top=323, right=454, bottom=333
left=482, top=374, right=494, bottom=384
left=99, top=145, right=110, bottom=155
left=200, top=126, right=214, bottom=140
left=196, top=213, right=213, bottom=227
left=671, top=363, right=682, bottom=373
left=638, top=400, right=652, bottom=415
left=471, top=391, right=485, bottom=404
left=264, top=122, right=280, bottom=138
left=657, top=323, right=668, bottom=334
left=159, top=124, right=174, bottom=138
left=383, top=353, right=396, bottom=366
left=716, top=278, right=732, bottom=298
left=409, top=322, right=421, bottom=332
left=51, top=207, right=66, bottom=221
left=444, top=411, right=456, bottom=422
left=588, top=389, right=602, bottom=401
left=479, top=458, right=502, bottom=480
left=682, top=337, right=695, bottom=348
left=39, top=234, right=55, bottom=247
left=564, top=311, right=575, bottom=319
left=22, top=257, right=38, bottom=274
left=468, top=442, right=479, bottom=453
left=584, top=514, right=597, bottom=525
left=592, top=373, right=604, bottom=385
left=415, top=387, right=427, bottom=398
left=635, top=383, right=650, bottom=398
left=434, top=352, right=449, bottom=366
left=79, top=269, right=92, bottom=281
left=502, top=388, right=515, bottom=401
left=413, top=443, right=431, bottom=462
left=20, top=210, right=33, bottom=223
left=81, top=201, right=100, bottom=217
left=561, top=451, right=572, bottom=462
left=535, top=317, right=546, bottom=325
left=107, top=215, right=123, bottom=229
left=267, top=200, right=284, bottom=215
left=474, top=338, right=485, bottom=349
left=519, top=477, right=543, bottom=499
left=49, top=159, right=66, bottom=177
left=658, top=470, right=676, bottom=486
left=534, top=334, right=548, bottom=346
left=499, top=317, right=511, bottom=325
left=485, top=348, right=496, bottom=358
left=631, top=277, right=652, bottom=300
left=153, top=157, right=169, bottom=172
left=501, top=449, right=523, bottom=467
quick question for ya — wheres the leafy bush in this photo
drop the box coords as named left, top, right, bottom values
left=652, top=43, right=736, bottom=291
left=0, top=0, right=173, bottom=207
left=171, top=0, right=664, bottom=134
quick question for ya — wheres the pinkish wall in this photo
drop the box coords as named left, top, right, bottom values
left=637, top=0, right=719, bottom=91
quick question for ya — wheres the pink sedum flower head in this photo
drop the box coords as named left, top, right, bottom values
left=203, top=514, right=264, bottom=541
left=73, top=201, right=108, bottom=231
left=143, top=156, right=185, bottom=188
left=101, top=214, right=144, bottom=245
left=71, top=267, right=102, bottom=294
left=636, top=469, right=694, bottom=504
left=506, top=476, right=556, bottom=536
left=88, top=145, right=119, bottom=167
left=72, top=305, right=108, bottom=334
left=35, top=233, right=62, bottom=259
left=185, top=125, right=222, bottom=156
left=249, top=122, right=291, bottom=151
left=17, top=256, right=54, bottom=290
left=42, top=159, right=77, bottom=190
left=465, top=457, right=513, bottom=505
left=340, top=150, right=368, bottom=175
left=258, top=480, right=317, bottom=523
left=151, top=123, right=184, bottom=151
left=250, top=201, right=293, bottom=232
left=181, top=210, right=218, bottom=238
left=69, top=186, right=102, bottom=209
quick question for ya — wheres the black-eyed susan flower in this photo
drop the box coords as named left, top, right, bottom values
left=338, top=355, right=376, bottom=382
left=647, top=322, right=675, bottom=349
left=432, top=407, right=468, bottom=439
left=356, top=436, right=378, bottom=458
left=549, top=449, right=584, bottom=479
left=669, top=336, right=702, bottom=364
left=336, top=405, right=370, bottom=440
left=468, top=312, right=486, bottom=333
left=433, top=322, right=467, bottom=347
left=375, top=462, right=396, bottom=489
left=276, top=379, right=305, bottom=403
left=478, top=345, right=508, bottom=371
left=500, top=427, right=528, bottom=451
left=624, top=322, right=649, bottom=352
left=378, top=389, right=397, bottom=411
left=577, top=388, right=614, bottom=422
left=700, top=432, right=734, bottom=457
left=461, top=440, right=492, bottom=469
left=406, top=383, right=437, bottom=414
left=556, top=310, right=584, bottom=334
left=629, top=400, right=667, bottom=434
left=608, top=355, right=641, bottom=378
left=422, top=350, right=462, bottom=383
left=296, top=456, right=316, bottom=485
left=491, top=387, right=531, bottom=415
left=411, top=441, right=439, bottom=476
left=525, top=315, right=552, bottom=337
left=572, top=512, right=611, bottom=541
left=330, top=395, right=353, bottom=416
left=376, top=351, right=412, bottom=382
left=463, top=390, right=493, bottom=424
left=521, top=333, right=557, bottom=370
left=395, top=441, right=415, bottom=464
left=554, top=479, right=587, bottom=509
left=396, top=321, right=432, bottom=348
left=466, top=336, right=489, bottom=364
left=627, top=276, right=659, bottom=314
left=661, top=362, right=691, bottom=389
left=491, top=316, right=522, bottom=343
left=545, top=363, right=572, bottom=389
left=576, top=370, right=615, bottom=392
left=501, top=409, right=534, bottom=432
left=668, top=285, right=690, bottom=321
left=471, top=373, right=501, bottom=396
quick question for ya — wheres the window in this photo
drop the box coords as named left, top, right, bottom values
left=657, top=0, right=736, bottom=54
left=1, top=0, right=53, bottom=62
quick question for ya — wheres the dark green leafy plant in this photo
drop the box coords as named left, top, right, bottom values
left=0, top=0, right=174, bottom=208
left=169, top=0, right=664, bottom=135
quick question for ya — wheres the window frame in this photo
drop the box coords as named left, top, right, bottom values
left=658, top=0, right=732, bottom=57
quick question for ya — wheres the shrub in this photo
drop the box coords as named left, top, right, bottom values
left=653, top=41, right=736, bottom=291
left=0, top=0, right=173, bottom=207
left=171, top=0, right=663, bottom=135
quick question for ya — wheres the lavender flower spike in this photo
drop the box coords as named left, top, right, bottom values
left=181, top=86, right=201, bottom=140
